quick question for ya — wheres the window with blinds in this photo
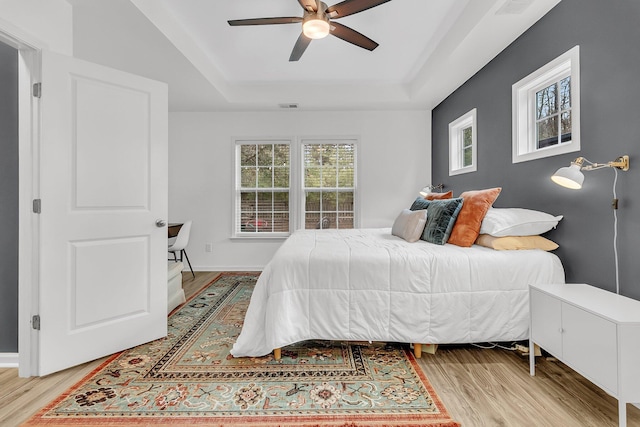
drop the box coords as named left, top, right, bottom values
left=302, top=141, right=356, bottom=230
left=233, top=137, right=357, bottom=238
left=236, top=141, right=291, bottom=235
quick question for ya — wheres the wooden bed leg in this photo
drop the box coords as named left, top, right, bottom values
left=414, top=343, right=422, bottom=358
left=273, top=348, right=281, bottom=360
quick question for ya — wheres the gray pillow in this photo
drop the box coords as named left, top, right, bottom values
left=391, top=209, right=428, bottom=243
left=421, top=198, right=464, bottom=245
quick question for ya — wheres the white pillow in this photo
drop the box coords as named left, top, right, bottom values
left=479, top=208, right=562, bottom=237
left=391, top=209, right=428, bottom=243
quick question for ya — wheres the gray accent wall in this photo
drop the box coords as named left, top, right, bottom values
left=0, top=41, right=19, bottom=352
left=432, top=0, right=640, bottom=299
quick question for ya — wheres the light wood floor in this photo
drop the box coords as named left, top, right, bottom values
left=1, top=271, right=639, bottom=426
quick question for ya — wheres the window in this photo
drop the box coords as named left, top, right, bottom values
left=536, top=76, right=572, bottom=148
left=512, top=46, right=580, bottom=163
left=449, top=108, right=477, bottom=176
left=235, top=139, right=291, bottom=236
left=233, top=137, right=357, bottom=237
left=301, top=140, right=356, bottom=230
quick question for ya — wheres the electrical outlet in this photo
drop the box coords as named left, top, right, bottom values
left=205, top=243, right=213, bottom=252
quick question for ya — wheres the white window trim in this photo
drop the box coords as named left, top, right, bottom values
left=512, top=45, right=580, bottom=163
left=231, top=136, right=360, bottom=239
left=231, top=136, right=294, bottom=240
left=298, top=136, right=360, bottom=230
left=449, top=108, right=477, bottom=176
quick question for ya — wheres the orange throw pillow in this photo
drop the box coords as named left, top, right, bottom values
left=426, top=191, right=453, bottom=200
left=448, top=187, right=502, bottom=247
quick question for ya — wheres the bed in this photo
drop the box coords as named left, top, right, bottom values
left=230, top=227, right=565, bottom=358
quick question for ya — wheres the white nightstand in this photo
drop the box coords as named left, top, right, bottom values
left=529, top=283, right=640, bottom=427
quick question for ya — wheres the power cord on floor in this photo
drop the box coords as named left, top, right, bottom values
left=471, top=342, right=519, bottom=351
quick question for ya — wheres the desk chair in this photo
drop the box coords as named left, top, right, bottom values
left=168, top=220, right=194, bottom=278
left=316, top=217, right=330, bottom=229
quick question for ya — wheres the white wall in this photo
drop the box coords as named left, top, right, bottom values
left=169, top=110, right=431, bottom=271
left=0, top=0, right=72, bottom=54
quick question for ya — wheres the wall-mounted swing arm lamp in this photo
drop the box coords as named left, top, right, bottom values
left=551, top=155, right=630, bottom=190
left=550, top=155, right=630, bottom=295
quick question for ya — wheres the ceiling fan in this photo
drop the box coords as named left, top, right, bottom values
left=228, top=0, right=391, bottom=61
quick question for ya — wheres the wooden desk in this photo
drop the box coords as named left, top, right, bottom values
left=168, top=223, right=183, bottom=238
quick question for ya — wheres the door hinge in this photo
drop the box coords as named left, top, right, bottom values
left=32, top=315, right=40, bottom=330
left=32, top=82, right=42, bottom=98
left=33, top=199, right=41, bottom=214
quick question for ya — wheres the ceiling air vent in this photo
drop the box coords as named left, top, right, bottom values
left=278, top=103, right=299, bottom=109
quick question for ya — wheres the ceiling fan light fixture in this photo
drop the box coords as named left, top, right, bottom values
left=303, top=18, right=330, bottom=39
left=229, top=0, right=388, bottom=61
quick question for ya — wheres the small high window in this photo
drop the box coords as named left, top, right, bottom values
left=449, top=108, right=477, bottom=176
left=512, top=46, right=580, bottom=163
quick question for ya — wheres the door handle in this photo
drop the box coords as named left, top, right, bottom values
left=155, top=219, right=167, bottom=228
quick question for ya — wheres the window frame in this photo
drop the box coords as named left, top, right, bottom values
left=232, top=136, right=359, bottom=239
left=449, top=108, right=477, bottom=176
left=299, top=137, right=359, bottom=230
left=512, top=45, right=580, bottom=163
left=232, top=137, right=293, bottom=239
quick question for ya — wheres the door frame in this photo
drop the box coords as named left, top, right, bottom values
left=0, top=18, right=44, bottom=377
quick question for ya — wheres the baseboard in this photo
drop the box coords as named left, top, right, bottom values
left=0, top=352, right=19, bottom=368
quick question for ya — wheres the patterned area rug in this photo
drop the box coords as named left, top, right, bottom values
left=25, top=273, right=459, bottom=427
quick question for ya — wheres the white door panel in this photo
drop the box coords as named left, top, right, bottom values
left=38, top=50, right=168, bottom=376
left=74, top=76, right=151, bottom=209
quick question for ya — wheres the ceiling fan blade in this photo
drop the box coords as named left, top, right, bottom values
left=298, top=0, right=318, bottom=12
left=327, top=0, right=391, bottom=18
left=228, top=17, right=303, bottom=26
left=329, top=21, right=378, bottom=51
left=289, top=33, right=312, bottom=61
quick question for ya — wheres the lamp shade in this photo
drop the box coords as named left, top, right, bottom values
left=302, top=18, right=330, bottom=39
left=551, top=164, right=584, bottom=189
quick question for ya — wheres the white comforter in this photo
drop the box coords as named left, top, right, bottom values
left=231, top=228, right=565, bottom=357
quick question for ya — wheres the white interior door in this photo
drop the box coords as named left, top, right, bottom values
left=37, top=50, right=168, bottom=376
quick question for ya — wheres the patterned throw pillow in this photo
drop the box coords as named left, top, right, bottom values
left=409, top=197, right=431, bottom=211
left=421, top=198, right=464, bottom=245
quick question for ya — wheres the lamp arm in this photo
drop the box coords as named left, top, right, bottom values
left=577, top=155, right=630, bottom=172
